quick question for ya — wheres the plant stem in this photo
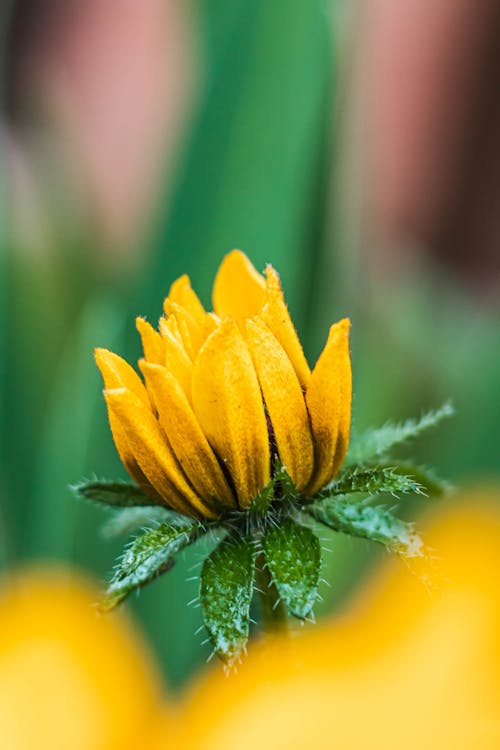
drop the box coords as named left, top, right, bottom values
left=255, top=552, right=288, bottom=633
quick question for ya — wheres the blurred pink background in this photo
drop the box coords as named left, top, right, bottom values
left=5, top=0, right=500, bottom=289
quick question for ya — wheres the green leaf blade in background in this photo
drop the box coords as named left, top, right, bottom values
left=262, top=518, right=321, bottom=620
left=200, top=534, right=256, bottom=665
left=143, top=0, right=334, bottom=333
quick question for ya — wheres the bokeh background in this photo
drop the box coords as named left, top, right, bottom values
left=1, top=0, right=499, bottom=689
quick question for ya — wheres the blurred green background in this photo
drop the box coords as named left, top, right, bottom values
left=2, top=0, right=499, bottom=688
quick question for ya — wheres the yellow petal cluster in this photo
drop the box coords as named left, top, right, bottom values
left=95, top=250, right=351, bottom=518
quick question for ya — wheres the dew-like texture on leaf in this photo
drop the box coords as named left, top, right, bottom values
left=263, top=518, right=321, bottom=619
left=105, top=522, right=203, bottom=609
left=200, top=535, right=255, bottom=665
left=73, top=479, right=165, bottom=507
left=309, top=498, right=423, bottom=557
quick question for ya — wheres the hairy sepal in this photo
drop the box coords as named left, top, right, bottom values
left=72, top=479, right=165, bottom=508
left=262, top=518, right=321, bottom=620
left=102, top=521, right=205, bottom=610
left=200, top=534, right=256, bottom=665
left=101, top=506, right=187, bottom=539
left=347, top=403, right=454, bottom=466
left=307, top=497, right=423, bottom=558
left=248, top=457, right=296, bottom=516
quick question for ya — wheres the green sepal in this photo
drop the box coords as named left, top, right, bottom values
left=248, top=479, right=276, bottom=516
left=72, top=479, right=165, bottom=508
left=272, top=458, right=297, bottom=502
left=248, top=457, right=296, bottom=516
left=320, top=465, right=425, bottom=499
left=262, top=518, right=321, bottom=620
left=307, top=497, right=423, bottom=557
left=102, top=521, right=205, bottom=610
left=200, top=534, right=256, bottom=665
left=101, top=506, right=179, bottom=539
left=346, top=402, right=454, bottom=466
left=388, top=463, right=451, bottom=496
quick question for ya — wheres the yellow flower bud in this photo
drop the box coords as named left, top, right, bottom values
left=95, top=251, right=352, bottom=518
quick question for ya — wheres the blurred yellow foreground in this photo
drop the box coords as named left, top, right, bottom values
left=1, top=489, right=499, bottom=750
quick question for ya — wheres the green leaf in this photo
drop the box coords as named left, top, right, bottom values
left=200, top=534, right=256, bottom=665
left=262, top=518, right=321, bottom=619
left=72, top=479, right=165, bottom=508
left=103, top=522, right=204, bottom=610
left=347, top=402, right=454, bottom=465
left=101, top=506, right=181, bottom=539
left=321, top=465, right=425, bottom=499
left=307, top=497, right=423, bottom=557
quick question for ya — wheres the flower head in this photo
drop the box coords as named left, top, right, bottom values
left=87, top=251, right=449, bottom=660
left=95, top=250, right=351, bottom=519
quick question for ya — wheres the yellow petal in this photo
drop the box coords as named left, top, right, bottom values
left=140, top=362, right=236, bottom=510
left=94, top=347, right=160, bottom=498
left=159, top=317, right=194, bottom=402
left=159, top=313, right=183, bottom=342
left=105, top=387, right=216, bottom=519
left=331, top=322, right=352, bottom=478
left=164, top=301, right=205, bottom=358
left=192, top=319, right=270, bottom=507
left=0, top=570, right=164, bottom=750
left=107, top=405, right=162, bottom=500
left=305, top=318, right=351, bottom=495
left=205, top=312, right=220, bottom=336
left=167, top=274, right=207, bottom=327
left=136, top=317, right=165, bottom=365
left=212, top=250, right=266, bottom=329
left=246, top=317, right=314, bottom=491
left=260, top=266, right=311, bottom=390
left=94, top=347, right=149, bottom=405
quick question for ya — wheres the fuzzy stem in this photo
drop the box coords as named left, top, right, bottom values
left=255, top=552, right=288, bottom=633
